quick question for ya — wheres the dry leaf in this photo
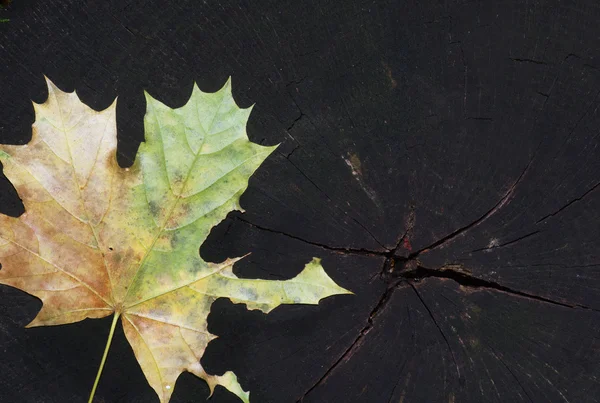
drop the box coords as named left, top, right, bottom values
left=0, top=78, right=351, bottom=402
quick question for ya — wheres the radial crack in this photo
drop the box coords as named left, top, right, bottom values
left=489, top=346, right=534, bottom=403
left=295, top=263, right=403, bottom=402
left=536, top=180, right=600, bottom=223
left=409, top=282, right=461, bottom=379
left=282, top=156, right=387, bottom=250
left=235, top=216, right=387, bottom=256
left=400, top=265, right=597, bottom=311
left=470, top=230, right=541, bottom=253
left=411, top=149, right=536, bottom=256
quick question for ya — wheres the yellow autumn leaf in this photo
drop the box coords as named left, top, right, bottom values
left=0, top=78, right=352, bottom=403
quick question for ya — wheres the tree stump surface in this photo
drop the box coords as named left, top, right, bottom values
left=0, top=1, right=599, bottom=402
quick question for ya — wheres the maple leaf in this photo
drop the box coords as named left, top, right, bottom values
left=0, top=78, right=351, bottom=403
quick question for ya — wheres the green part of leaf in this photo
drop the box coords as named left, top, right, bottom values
left=123, top=79, right=277, bottom=307
left=193, top=257, right=353, bottom=313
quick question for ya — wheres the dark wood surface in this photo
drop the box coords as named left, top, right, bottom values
left=1, top=1, right=599, bottom=402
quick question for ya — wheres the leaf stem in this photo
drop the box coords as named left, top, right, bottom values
left=88, top=312, right=121, bottom=403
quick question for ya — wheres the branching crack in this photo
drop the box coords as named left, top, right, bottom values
left=238, top=209, right=599, bottom=311
left=237, top=209, right=598, bottom=312
left=296, top=233, right=412, bottom=401
left=290, top=239, right=597, bottom=399
left=238, top=141, right=596, bottom=399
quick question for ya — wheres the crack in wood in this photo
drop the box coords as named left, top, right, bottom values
left=536, top=180, right=600, bottom=223
left=234, top=215, right=386, bottom=256
left=295, top=233, right=412, bottom=401
left=469, top=230, right=541, bottom=253
left=235, top=164, right=600, bottom=400
left=286, top=113, right=305, bottom=132
left=295, top=254, right=598, bottom=400
left=408, top=282, right=461, bottom=381
left=295, top=256, right=404, bottom=402
left=397, top=263, right=598, bottom=312
left=409, top=157, right=533, bottom=256
left=296, top=281, right=405, bottom=402
left=237, top=213, right=598, bottom=312
left=487, top=344, right=534, bottom=403
left=509, top=57, right=548, bottom=65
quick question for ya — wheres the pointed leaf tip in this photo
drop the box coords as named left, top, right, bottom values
left=300, top=257, right=354, bottom=297
left=43, top=76, right=68, bottom=97
left=143, top=89, right=156, bottom=104
left=204, top=371, right=250, bottom=403
left=43, top=75, right=56, bottom=89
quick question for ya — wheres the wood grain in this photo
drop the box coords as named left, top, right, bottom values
left=1, top=0, right=599, bottom=402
